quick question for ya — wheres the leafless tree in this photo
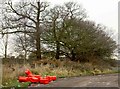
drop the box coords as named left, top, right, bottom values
left=1, top=1, right=49, bottom=60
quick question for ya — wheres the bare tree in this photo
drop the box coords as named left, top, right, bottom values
left=2, top=1, right=49, bottom=60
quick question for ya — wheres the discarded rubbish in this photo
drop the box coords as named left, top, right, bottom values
left=18, top=69, right=57, bottom=85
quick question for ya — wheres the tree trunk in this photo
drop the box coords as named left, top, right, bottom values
left=24, top=49, right=27, bottom=64
left=36, top=35, right=41, bottom=60
left=36, top=2, right=41, bottom=60
left=55, top=41, right=60, bottom=59
left=24, top=29, right=27, bottom=64
left=36, top=24, right=41, bottom=60
left=5, top=34, right=8, bottom=59
left=71, top=49, right=75, bottom=61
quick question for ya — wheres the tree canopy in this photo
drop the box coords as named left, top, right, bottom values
left=1, top=1, right=117, bottom=62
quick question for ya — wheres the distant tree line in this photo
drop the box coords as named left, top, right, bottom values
left=1, top=1, right=117, bottom=63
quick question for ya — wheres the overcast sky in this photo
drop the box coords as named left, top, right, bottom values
left=42, top=0, right=118, bottom=32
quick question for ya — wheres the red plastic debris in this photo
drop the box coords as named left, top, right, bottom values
left=28, top=77, right=39, bottom=83
left=18, top=76, right=28, bottom=82
left=51, top=76, right=57, bottom=81
left=46, top=76, right=53, bottom=82
left=33, top=75, right=41, bottom=79
left=18, top=69, right=57, bottom=85
left=39, top=77, right=49, bottom=84
left=25, top=69, right=32, bottom=75
left=46, top=76, right=57, bottom=81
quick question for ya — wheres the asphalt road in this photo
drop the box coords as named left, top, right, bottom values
left=29, top=73, right=119, bottom=87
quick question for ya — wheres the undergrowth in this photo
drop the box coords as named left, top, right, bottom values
left=2, top=58, right=118, bottom=87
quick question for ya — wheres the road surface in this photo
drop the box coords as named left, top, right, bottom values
left=29, top=73, right=119, bottom=87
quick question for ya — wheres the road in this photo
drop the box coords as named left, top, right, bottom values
left=29, top=73, right=119, bottom=87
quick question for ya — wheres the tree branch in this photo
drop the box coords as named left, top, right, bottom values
left=25, top=24, right=36, bottom=29
left=8, top=2, right=36, bottom=23
left=1, top=30, right=35, bottom=35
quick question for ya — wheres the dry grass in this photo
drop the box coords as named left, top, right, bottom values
left=2, top=58, right=116, bottom=87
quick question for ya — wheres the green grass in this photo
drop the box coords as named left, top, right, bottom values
left=2, top=79, right=30, bottom=88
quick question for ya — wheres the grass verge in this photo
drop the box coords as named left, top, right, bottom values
left=2, top=59, right=119, bottom=87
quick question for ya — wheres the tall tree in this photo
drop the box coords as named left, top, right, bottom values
left=42, top=2, right=87, bottom=59
left=2, top=1, right=49, bottom=60
left=61, top=20, right=117, bottom=61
